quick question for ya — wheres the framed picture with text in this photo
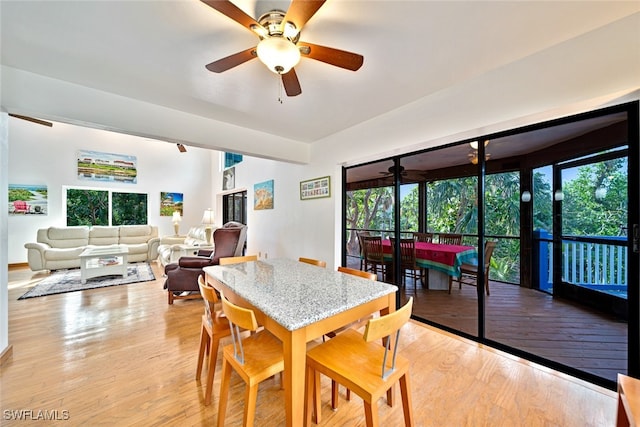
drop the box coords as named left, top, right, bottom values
left=300, top=176, right=330, bottom=201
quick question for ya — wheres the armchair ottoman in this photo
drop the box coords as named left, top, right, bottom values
left=164, top=222, right=247, bottom=304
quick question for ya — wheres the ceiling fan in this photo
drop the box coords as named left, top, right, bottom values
left=379, top=165, right=425, bottom=183
left=8, top=113, right=53, bottom=127
left=200, top=0, right=364, bottom=96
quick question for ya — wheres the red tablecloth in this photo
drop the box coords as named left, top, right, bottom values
left=381, top=240, right=477, bottom=277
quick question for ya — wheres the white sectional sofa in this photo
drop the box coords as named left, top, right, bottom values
left=24, top=225, right=160, bottom=271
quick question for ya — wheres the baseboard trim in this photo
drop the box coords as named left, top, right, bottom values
left=9, top=263, right=29, bottom=271
left=0, top=344, right=13, bottom=366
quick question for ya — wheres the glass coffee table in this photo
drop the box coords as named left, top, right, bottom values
left=79, top=245, right=129, bottom=284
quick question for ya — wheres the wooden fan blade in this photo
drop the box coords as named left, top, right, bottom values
left=298, top=42, right=363, bottom=71
left=282, top=0, right=325, bottom=33
left=281, top=69, right=302, bottom=97
left=8, top=113, right=53, bottom=127
left=205, top=47, right=257, bottom=73
left=200, top=0, right=262, bottom=32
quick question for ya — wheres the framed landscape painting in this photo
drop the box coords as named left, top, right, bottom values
left=160, top=192, right=183, bottom=216
left=77, top=149, right=137, bottom=184
left=254, top=180, right=274, bottom=210
left=8, top=184, right=48, bottom=215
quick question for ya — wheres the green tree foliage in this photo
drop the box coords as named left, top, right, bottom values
left=345, top=187, right=394, bottom=255
left=562, top=159, right=627, bottom=236
left=67, top=189, right=108, bottom=226
left=112, top=192, right=148, bottom=225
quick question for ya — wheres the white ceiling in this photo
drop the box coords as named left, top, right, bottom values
left=1, top=1, right=639, bottom=146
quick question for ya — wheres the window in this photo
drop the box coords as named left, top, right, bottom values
left=224, top=152, right=243, bottom=169
left=66, top=187, right=148, bottom=226
left=223, top=190, right=247, bottom=224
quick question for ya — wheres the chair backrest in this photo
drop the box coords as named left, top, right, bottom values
left=439, top=233, right=463, bottom=245
left=211, top=228, right=243, bottom=264
left=390, top=237, right=417, bottom=268
left=364, top=297, right=413, bottom=379
left=220, top=292, right=259, bottom=365
left=356, top=231, right=371, bottom=257
left=299, top=257, right=327, bottom=268
left=337, top=266, right=376, bottom=280
left=484, top=241, right=498, bottom=271
left=219, top=254, right=258, bottom=265
left=221, top=221, right=248, bottom=256
left=198, top=275, right=219, bottom=325
left=362, top=235, right=384, bottom=262
left=413, top=232, right=434, bottom=243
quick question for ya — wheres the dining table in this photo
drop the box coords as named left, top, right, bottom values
left=203, top=258, right=398, bottom=427
left=381, top=239, right=477, bottom=289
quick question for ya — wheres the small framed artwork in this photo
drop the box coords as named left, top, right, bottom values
left=160, top=192, right=183, bottom=216
left=8, top=184, right=48, bottom=215
left=300, top=176, right=331, bottom=201
left=254, top=179, right=274, bottom=210
left=223, top=167, right=235, bottom=191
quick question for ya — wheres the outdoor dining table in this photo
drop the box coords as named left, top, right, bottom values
left=203, top=258, right=398, bottom=427
left=381, top=239, right=477, bottom=289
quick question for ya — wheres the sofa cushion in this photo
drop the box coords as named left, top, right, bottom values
left=89, top=226, right=120, bottom=246
left=119, top=225, right=155, bottom=244
left=44, top=247, right=86, bottom=260
left=42, top=226, right=90, bottom=249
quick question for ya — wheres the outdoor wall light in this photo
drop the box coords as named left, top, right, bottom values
left=554, top=190, right=564, bottom=201
left=521, top=191, right=532, bottom=203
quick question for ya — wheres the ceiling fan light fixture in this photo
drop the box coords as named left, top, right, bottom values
left=256, top=36, right=301, bottom=74
left=469, top=140, right=489, bottom=150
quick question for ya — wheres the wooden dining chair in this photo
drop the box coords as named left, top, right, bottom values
left=305, top=297, right=415, bottom=427
left=450, top=240, right=497, bottom=295
left=390, top=237, right=421, bottom=288
left=412, top=232, right=434, bottom=243
left=356, top=231, right=371, bottom=270
left=217, top=292, right=284, bottom=427
left=299, top=257, right=327, bottom=268
left=337, top=266, right=376, bottom=280
left=438, top=233, right=463, bottom=245
left=361, top=235, right=387, bottom=279
left=196, top=275, right=231, bottom=406
left=329, top=266, right=378, bottom=408
left=218, top=254, right=258, bottom=265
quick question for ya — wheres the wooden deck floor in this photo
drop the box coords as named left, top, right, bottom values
left=2, top=262, right=618, bottom=426
left=347, top=257, right=628, bottom=385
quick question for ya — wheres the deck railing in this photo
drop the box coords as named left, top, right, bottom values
left=535, top=230, right=628, bottom=297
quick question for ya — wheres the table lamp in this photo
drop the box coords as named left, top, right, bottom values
left=172, top=211, right=181, bottom=236
left=201, top=208, right=215, bottom=244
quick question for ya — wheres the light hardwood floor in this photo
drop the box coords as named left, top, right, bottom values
left=2, top=262, right=617, bottom=426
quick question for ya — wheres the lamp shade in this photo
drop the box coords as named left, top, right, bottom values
left=172, top=211, right=181, bottom=224
left=201, top=208, right=215, bottom=225
left=256, top=36, right=301, bottom=74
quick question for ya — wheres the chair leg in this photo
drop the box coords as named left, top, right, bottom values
left=485, top=276, right=490, bottom=296
left=364, top=400, right=380, bottom=427
left=204, top=335, right=221, bottom=405
left=217, top=359, right=232, bottom=427
left=244, top=383, right=259, bottom=427
left=399, top=373, right=415, bottom=427
left=195, top=325, right=208, bottom=380
left=168, top=290, right=174, bottom=304
left=331, top=380, right=339, bottom=410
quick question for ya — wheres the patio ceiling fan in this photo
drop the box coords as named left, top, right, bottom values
left=200, top=0, right=364, bottom=96
left=379, top=165, right=425, bottom=183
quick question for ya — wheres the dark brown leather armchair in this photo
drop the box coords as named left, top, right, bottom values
left=164, top=222, right=247, bottom=304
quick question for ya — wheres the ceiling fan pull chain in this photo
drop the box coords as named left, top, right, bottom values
left=277, top=74, right=284, bottom=104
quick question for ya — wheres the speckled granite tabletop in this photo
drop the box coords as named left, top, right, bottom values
left=204, top=258, right=397, bottom=331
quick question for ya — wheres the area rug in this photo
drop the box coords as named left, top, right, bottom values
left=18, top=263, right=156, bottom=300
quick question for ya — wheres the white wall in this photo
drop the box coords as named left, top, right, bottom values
left=7, top=118, right=216, bottom=264
left=214, top=154, right=337, bottom=266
